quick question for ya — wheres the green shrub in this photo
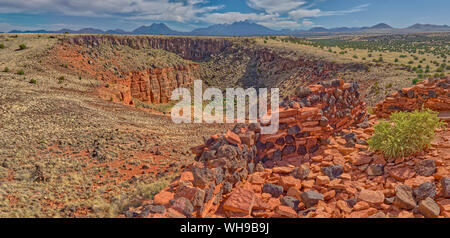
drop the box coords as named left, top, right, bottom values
left=0, top=43, right=4, bottom=49
left=17, top=69, right=24, bottom=75
left=29, top=79, right=37, bottom=84
left=3, top=67, right=9, bottom=72
left=19, top=44, right=27, bottom=50
left=412, top=78, right=419, bottom=85
left=368, top=109, right=446, bottom=159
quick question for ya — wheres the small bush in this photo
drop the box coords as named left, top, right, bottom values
left=29, top=79, right=37, bottom=84
left=368, top=109, right=446, bottom=159
left=17, top=69, right=24, bottom=75
left=19, top=44, right=27, bottom=50
left=3, top=67, right=9, bottom=72
left=0, top=43, right=4, bottom=49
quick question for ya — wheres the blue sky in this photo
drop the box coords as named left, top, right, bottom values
left=0, top=0, right=449, bottom=32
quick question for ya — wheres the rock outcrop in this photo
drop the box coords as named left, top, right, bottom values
left=63, top=35, right=233, bottom=61
left=120, top=64, right=200, bottom=104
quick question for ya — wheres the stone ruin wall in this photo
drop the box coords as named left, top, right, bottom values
left=254, top=79, right=366, bottom=168
left=374, top=77, right=450, bottom=118
left=150, top=79, right=368, bottom=218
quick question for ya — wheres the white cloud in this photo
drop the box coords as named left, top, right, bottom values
left=288, top=8, right=321, bottom=18
left=202, top=12, right=274, bottom=24
left=0, top=0, right=221, bottom=21
left=0, top=0, right=370, bottom=30
left=289, top=3, right=370, bottom=19
left=246, top=0, right=306, bottom=13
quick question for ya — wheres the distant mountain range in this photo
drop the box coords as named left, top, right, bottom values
left=7, top=21, right=450, bottom=36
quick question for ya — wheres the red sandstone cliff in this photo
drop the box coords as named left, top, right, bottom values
left=121, top=64, right=200, bottom=104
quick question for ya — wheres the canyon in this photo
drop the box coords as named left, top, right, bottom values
left=0, top=33, right=448, bottom=218
left=53, top=35, right=369, bottom=107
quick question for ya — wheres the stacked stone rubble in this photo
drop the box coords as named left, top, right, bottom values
left=374, top=77, right=450, bottom=118
left=256, top=79, right=367, bottom=168
left=146, top=79, right=368, bottom=218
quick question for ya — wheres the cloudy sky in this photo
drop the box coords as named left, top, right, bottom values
left=0, top=0, right=449, bottom=32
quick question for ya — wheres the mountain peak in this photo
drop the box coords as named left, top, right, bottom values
left=370, top=23, right=393, bottom=29
left=408, top=23, right=450, bottom=29
left=132, top=23, right=180, bottom=35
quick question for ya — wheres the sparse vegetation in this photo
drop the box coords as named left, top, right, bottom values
left=19, top=44, right=27, bottom=50
left=3, top=67, right=9, bottom=72
left=29, top=79, right=37, bottom=84
left=137, top=175, right=175, bottom=200
left=17, top=69, right=25, bottom=75
left=0, top=43, right=4, bottom=49
left=368, top=109, right=446, bottom=159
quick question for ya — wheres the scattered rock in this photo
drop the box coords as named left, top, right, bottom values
left=413, top=182, right=436, bottom=201
left=192, top=167, right=214, bottom=188
left=300, top=191, right=324, bottom=208
left=394, top=185, right=417, bottom=210
left=262, top=184, right=284, bottom=198
left=223, top=188, right=255, bottom=215
left=441, top=178, right=450, bottom=198
left=275, top=205, right=297, bottom=218
left=368, top=212, right=386, bottom=218
left=148, top=205, right=166, bottom=214
left=171, top=197, right=194, bottom=217
left=291, top=165, right=310, bottom=179
left=322, top=165, right=344, bottom=180
left=280, top=196, right=300, bottom=210
left=418, top=197, right=440, bottom=218
left=154, top=191, right=174, bottom=206
left=415, top=160, right=436, bottom=177
left=367, top=164, right=384, bottom=176
left=358, top=189, right=385, bottom=204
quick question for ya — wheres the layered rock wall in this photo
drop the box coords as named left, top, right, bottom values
left=119, top=64, right=200, bottom=104
left=374, top=77, right=450, bottom=118
left=63, top=35, right=233, bottom=61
